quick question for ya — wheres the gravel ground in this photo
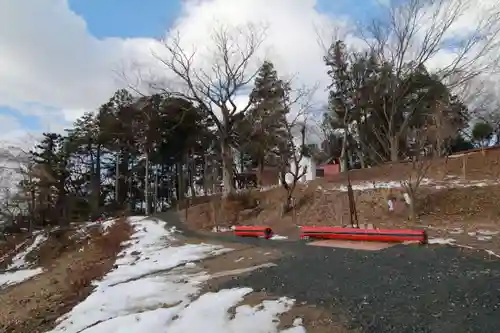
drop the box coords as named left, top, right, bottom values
left=157, top=212, right=500, bottom=333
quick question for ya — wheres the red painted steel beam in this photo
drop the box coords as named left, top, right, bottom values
left=234, top=226, right=274, bottom=239
left=299, top=226, right=427, bottom=244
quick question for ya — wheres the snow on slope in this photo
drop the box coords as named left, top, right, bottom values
left=0, top=232, right=47, bottom=288
left=326, top=178, right=500, bottom=192
left=0, top=219, right=119, bottom=289
left=47, top=216, right=305, bottom=333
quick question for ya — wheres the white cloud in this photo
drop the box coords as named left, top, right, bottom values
left=1, top=0, right=499, bottom=143
left=0, top=0, right=357, bottom=126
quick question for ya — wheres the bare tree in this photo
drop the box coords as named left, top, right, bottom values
left=152, top=23, right=267, bottom=197
left=277, top=86, right=315, bottom=214
left=361, top=0, right=500, bottom=161
left=400, top=127, right=436, bottom=222
left=0, top=145, right=34, bottom=230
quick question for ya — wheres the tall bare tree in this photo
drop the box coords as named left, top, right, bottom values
left=153, top=23, right=267, bottom=196
left=277, top=85, right=315, bottom=214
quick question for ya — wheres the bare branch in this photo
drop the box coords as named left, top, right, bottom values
left=150, top=23, right=268, bottom=195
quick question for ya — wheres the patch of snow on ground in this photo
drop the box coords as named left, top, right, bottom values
left=449, top=228, right=464, bottom=234
left=9, top=233, right=47, bottom=269
left=428, top=237, right=500, bottom=259
left=0, top=267, right=44, bottom=288
left=47, top=216, right=304, bottom=333
left=212, top=226, right=234, bottom=233
left=467, top=230, right=498, bottom=241
left=326, top=178, right=500, bottom=193
left=428, top=238, right=456, bottom=245
left=271, top=234, right=288, bottom=240
left=477, top=230, right=499, bottom=236
left=0, top=233, right=48, bottom=288
left=72, top=218, right=120, bottom=239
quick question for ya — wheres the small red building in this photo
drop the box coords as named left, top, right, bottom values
left=316, top=157, right=341, bottom=177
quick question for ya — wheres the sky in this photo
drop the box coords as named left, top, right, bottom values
left=0, top=0, right=497, bottom=149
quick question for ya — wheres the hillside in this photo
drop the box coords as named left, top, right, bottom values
left=184, top=147, right=500, bottom=252
left=0, top=218, right=131, bottom=332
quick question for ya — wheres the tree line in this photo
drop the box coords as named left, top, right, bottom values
left=2, top=0, right=500, bottom=230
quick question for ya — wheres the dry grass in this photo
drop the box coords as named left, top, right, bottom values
left=183, top=149, right=500, bottom=243
left=0, top=218, right=132, bottom=333
left=0, top=234, right=32, bottom=270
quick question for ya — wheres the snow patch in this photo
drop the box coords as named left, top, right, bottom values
left=212, top=226, right=234, bottom=233
left=9, top=233, right=47, bottom=269
left=428, top=238, right=456, bottom=245
left=0, top=267, right=43, bottom=288
left=449, top=228, right=464, bottom=235
left=477, top=230, right=499, bottom=236
left=326, top=178, right=500, bottom=193
left=163, top=288, right=303, bottom=333
left=0, top=233, right=48, bottom=288
left=270, top=234, right=288, bottom=240
left=47, top=216, right=304, bottom=332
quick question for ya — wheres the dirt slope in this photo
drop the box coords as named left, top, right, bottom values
left=0, top=219, right=131, bottom=333
left=184, top=148, right=500, bottom=252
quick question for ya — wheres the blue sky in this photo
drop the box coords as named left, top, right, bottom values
left=68, top=0, right=183, bottom=39
left=67, top=0, right=379, bottom=38
left=67, top=0, right=377, bottom=39
left=0, top=0, right=378, bottom=137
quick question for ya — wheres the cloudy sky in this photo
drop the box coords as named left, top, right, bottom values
left=0, top=0, right=382, bottom=143
left=0, top=0, right=497, bottom=147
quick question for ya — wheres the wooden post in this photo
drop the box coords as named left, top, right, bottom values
left=346, top=170, right=359, bottom=228
left=462, top=155, right=467, bottom=179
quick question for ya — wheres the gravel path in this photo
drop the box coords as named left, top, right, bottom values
left=157, top=212, right=500, bottom=332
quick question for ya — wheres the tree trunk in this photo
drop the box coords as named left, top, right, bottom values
left=114, top=153, right=119, bottom=204
left=188, top=150, right=196, bottom=198
left=202, top=154, right=208, bottom=196
left=355, top=123, right=367, bottom=168
left=118, top=150, right=129, bottom=206
left=154, top=169, right=159, bottom=213
left=340, top=131, right=348, bottom=172
left=347, top=149, right=354, bottom=169
left=358, top=147, right=366, bottom=169
left=408, top=192, right=416, bottom=222
left=221, top=139, right=235, bottom=197
left=176, top=161, right=185, bottom=201
left=258, top=157, right=264, bottom=187
left=144, top=153, right=150, bottom=215
left=91, top=145, right=101, bottom=220
left=390, top=136, right=399, bottom=162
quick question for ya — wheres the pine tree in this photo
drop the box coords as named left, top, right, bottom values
left=30, top=133, right=71, bottom=226
left=243, top=61, right=288, bottom=185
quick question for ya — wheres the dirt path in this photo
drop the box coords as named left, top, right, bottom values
left=221, top=242, right=500, bottom=333
left=184, top=237, right=353, bottom=332
left=156, top=211, right=500, bottom=332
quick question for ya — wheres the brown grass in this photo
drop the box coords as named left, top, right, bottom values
left=0, top=218, right=132, bottom=333
left=183, top=149, right=500, bottom=242
left=0, top=234, right=33, bottom=269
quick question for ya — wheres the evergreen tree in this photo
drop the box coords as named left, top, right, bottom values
left=240, top=61, right=288, bottom=185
